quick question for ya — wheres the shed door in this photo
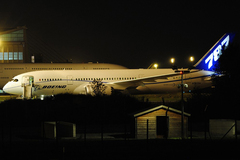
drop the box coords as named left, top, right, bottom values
left=156, top=116, right=169, bottom=138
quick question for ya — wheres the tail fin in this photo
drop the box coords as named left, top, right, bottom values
left=194, top=33, right=235, bottom=71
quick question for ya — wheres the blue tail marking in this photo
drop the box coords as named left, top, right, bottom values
left=194, top=33, right=235, bottom=71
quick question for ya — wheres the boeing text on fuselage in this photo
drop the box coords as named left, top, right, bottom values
left=35, top=85, right=67, bottom=90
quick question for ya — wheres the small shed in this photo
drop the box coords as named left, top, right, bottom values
left=133, top=105, right=190, bottom=139
left=209, top=119, right=240, bottom=139
left=42, top=121, right=76, bottom=139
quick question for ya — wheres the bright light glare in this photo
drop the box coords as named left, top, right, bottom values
left=190, top=56, right=194, bottom=62
left=170, top=58, right=175, bottom=64
left=154, top=63, right=158, bottom=69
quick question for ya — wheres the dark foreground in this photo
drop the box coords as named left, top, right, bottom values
left=0, top=139, right=239, bottom=160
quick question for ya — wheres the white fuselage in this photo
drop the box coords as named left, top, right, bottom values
left=0, top=63, right=127, bottom=89
left=2, top=33, right=233, bottom=97
left=3, top=69, right=214, bottom=97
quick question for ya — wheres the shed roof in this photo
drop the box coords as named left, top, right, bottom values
left=134, top=105, right=191, bottom=118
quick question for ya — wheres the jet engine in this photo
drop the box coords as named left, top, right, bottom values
left=85, top=84, right=94, bottom=95
left=85, top=84, right=112, bottom=96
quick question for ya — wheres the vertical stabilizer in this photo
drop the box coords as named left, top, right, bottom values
left=194, top=33, right=235, bottom=71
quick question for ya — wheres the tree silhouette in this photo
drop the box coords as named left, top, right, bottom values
left=90, top=79, right=107, bottom=96
left=209, top=39, right=240, bottom=118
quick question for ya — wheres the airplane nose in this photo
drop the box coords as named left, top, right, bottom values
left=3, top=82, right=11, bottom=93
left=3, top=83, right=8, bottom=92
left=3, top=81, right=22, bottom=95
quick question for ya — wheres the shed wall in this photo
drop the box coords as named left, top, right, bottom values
left=135, top=109, right=188, bottom=139
left=209, top=119, right=236, bottom=139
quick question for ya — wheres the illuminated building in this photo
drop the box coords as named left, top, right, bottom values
left=0, top=26, right=28, bottom=63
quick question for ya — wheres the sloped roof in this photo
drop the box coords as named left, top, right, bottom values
left=134, top=105, right=191, bottom=117
left=0, top=26, right=27, bottom=35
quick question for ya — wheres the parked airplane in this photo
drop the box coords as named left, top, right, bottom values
left=3, top=33, right=235, bottom=99
left=0, top=62, right=127, bottom=89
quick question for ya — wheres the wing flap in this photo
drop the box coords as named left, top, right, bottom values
left=108, top=73, right=179, bottom=89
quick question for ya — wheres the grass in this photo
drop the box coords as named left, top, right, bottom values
left=1, top=138, right=239, bottom=159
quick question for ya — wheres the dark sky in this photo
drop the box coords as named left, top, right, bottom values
left=0, top=0, right=240, bottom=68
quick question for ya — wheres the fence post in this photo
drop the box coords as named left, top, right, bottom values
left=147, top=119, right=149, bottom=142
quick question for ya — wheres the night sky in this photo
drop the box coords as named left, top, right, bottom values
left=0, top=0, right=239, bottom=68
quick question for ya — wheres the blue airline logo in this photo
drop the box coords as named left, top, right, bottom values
left=195, top=33, right=235, bottom=71
left=205, top=35, right=230, bottom=69
left=34, top=85, right=67, bottom=90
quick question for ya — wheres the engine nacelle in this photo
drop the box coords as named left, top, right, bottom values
left=85, top=84, right=112, bottom=96
left=85, top=84, right=94, bottom=95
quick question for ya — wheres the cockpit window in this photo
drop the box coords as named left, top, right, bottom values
left=13, top=79, right=18, bottom=82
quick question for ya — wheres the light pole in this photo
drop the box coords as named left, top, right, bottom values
left=180, top=71, right=184, bottom=139
left=170, top=58, right=177, bottom=70
left=170, top=58, right=184, bottom=139
left=171, top=57, right=194, bottom=139
left=189, top=56, right=194, bottom=69
left=147, top=63, right=159, bottom=69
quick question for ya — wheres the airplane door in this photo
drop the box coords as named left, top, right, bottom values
left=67, top=75, right=73, bottom=85
left=22, top=75, right=34, bottom=86
left=22, top=75, right=34, bottom=99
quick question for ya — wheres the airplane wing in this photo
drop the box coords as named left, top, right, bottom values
left=108, top=73, right=179, bottom=90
